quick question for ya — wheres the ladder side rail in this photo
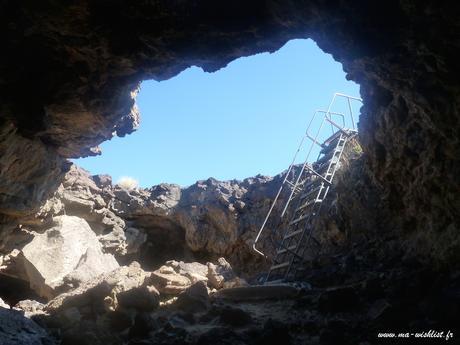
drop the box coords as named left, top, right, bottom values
left=305, top=110, right=340, bottom=147
left=324, top=116, right=348, bottom=134
left=304, top=165, right=334, bottom=185
left=292, top=201, right=325, bottom=272
left=297, top=192, right=329, bottom=259
left=288, top=183, right=326, bottom=250
left=265, top=214, right=314, bottom=284
left=264, top=93, right=362, bottom=283
left=281, top=175, right=327, bottom=280
left=324, top=135, right=349, bottom=184
left=316, top=110, right=347, bottom=140
left=324, top=93, right=338, bottom=134
left=253, top=132, right=309, bottom=257
left=346, top=97, right=356, bottom=130
left=268, top=134, right=349, bottom=279
left=333, top=92, right=363, bottom=131
left=285, top=134, right=350, bottom=279
left=285, top=200, right=329, bottom=278
left=266, top=186, right=320, bottom=283
left=284, top=201, right=323, bottom=279
left=281, top=112, right=331, bottom=217
left=331, top=112, right=346, bottom=129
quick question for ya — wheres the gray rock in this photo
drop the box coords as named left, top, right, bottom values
left=13, top=299, right=45, bottom=318
left=150, top=266, right=192, bottom=295
left=45, top=262, right=149, bottom=314
left=21, top=215, right=119, bottom=299
left=117, top=285, right=160, bottom=312
left=92, top=174, right=112, bottom=189
left=165, top=260, right=208, bottom=284
left=207, top=258, right=237, bottom=289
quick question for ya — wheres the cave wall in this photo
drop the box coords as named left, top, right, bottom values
left=1, top=1, right=459, bottom=265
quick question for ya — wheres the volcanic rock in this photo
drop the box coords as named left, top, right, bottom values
left=20, top=215, right=119, bottom=299
left=0, top=306, right=56, bottom=345
left=173, top=281, right=210, bottom=313
left=45, top=262, right=149, bottom=314
left=151, top=266, right=192, bottom=295
left=207, top=258, right=238, bottom=289
left=13, top=299, right=45, bottom=318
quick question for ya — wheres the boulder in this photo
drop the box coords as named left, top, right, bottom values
left=174, top=281, right=210, bottom=313
left=45, top=262, right=151, bottom=315
left=223, top=277, right=249, bottom=289
left=165, top=260, right=208, bottom=284
left=14, top=299, right=45, bottom=318
left=116, top=285, right=160, bottom=312
left=207, top=258, right=237, bottom=289
left=151, top=265, right=192, bottom=295
left=63, top=246, right=120, bottom=288
left=92, top=174, right=112, bottom=189
left=21, top=215, right=119, bottom=299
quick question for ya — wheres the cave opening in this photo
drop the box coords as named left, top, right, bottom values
left=128, top=216, right=196, bottom=270
left=76, top=39, right=360, bottom=189
left=69, top=38, right=362, bottom=277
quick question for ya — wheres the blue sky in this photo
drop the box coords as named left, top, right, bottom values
left=76, top=39, right=360, bottom=187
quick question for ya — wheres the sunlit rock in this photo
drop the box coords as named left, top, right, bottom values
left=21, top=215, right=119, bottom=299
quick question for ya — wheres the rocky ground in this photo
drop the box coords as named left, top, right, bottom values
left=1, top=235, right=458, bottom=345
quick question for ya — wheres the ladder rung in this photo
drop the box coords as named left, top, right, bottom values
left=277, top=244, right=297, bottom=255
left=265, top=279, right=285, bottom=285
left=283, top=228, right=304, bottom=239
left=270, top=261, right=290, bottom=270
left=316, top=150, right=335, bottom=165
left=300, top=185, right=322, bottom=201
left=315, top=154, right=340, bottom=171
left=304, top=177, right=330, bottom=191
left=289, top=214, right=309, bottom=226
left=323, top=129, right=353, bottom=147
left=313, top=163, right=331, bottom=174
left=315, top=164, right=335, bottom=176
left=294, top=198, right=319, bottom=213
left=285, top=180, right=303, bottom=194
left=302, top=178, right=321, bottom=190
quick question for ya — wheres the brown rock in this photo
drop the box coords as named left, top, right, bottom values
left=174, top=281, right=210, bottom=313
left=150, top=267, right=191, bottom=295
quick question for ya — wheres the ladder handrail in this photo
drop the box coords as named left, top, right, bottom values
left=252, top=92, right=362, bottom=259
left=267, top=133, right=348, bottom=282
left=280, top=112, right=330, bottom=217
left=252, top=134, right=308, bottom=257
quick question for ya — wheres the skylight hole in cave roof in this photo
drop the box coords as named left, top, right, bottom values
left=75, top=39, right=360, bottom=188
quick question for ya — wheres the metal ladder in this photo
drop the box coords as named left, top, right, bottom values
left=252, top=93, right=362, bottom=284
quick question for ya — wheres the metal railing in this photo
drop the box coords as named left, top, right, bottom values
left=252, top=92, right=362, bottom=257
